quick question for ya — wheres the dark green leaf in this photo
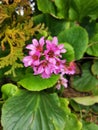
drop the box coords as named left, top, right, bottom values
left=34, top=14, right=68, bottom=36
left=70, top=0, right=98, bottom=21
left=73, top=62, right=98, bottom=92
left=91, top=104, right=98, bottom=114
left=1, top=90, right=82, bottom=130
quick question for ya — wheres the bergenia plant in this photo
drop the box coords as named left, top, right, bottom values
left=23, top=36, right=76, bottom=89
left=1, top=0, right=98, bottom=130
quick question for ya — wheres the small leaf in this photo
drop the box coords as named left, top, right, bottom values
left=58, top=26, right=88, bottom=60
left=1, top=83, right=18, bottom=100
left=1, top=90, right=82, bottom=130
left=18, top=74, right=60, bottom=91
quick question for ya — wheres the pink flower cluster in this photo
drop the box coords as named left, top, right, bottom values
left=23, top=36, right=76, bottom=89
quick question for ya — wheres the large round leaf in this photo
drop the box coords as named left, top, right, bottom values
left=73, top=62, right=98, bottom=92
left=18, top=74, right=59, bottom=91
left=58, top=26, right=88, bottom=60
left=1, top=90, right=82, bottom=130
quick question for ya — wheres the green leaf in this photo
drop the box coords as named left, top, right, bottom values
left=91, top=104, right=98, bottom=114
left=54, top=0, right=70, bottom=19
left=37, top=0, right=70, bottom=19
left=91, top=60, right=98, bottom=77
left=1, top=83, right=18, bottom=100
left=86, top=34, right=98, bottom=56
left=34, top=14, right=68, bottom=36
left=37, top=0, right=56, bottom=16
left=70, top=0, right=98, bottom=21
left=59, top=98, right=82, bottom=130
left=82, top=120, right=98, bottom=130
left=70, top=100, right=87, bottom=112
left=58, top=26, right=88, bottom=60
left=72, top=96, right=98, bottom=106
left=18, top=74, right=59, bottom=91
left=1, top=90, right=82, bottom=130
left=62, top=42, right=75, bottom=62
left=73, top=62, right=98, bottom=92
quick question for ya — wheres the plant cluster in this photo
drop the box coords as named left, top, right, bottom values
left=0, top=0, right=98, bottom=130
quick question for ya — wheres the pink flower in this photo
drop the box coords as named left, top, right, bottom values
left=62, top=62, right=76, bottom=75
left=46, top=37, right=66, bottom=53
left=53, top=58, right=66, bottom=74
left=26, top=37, right=45, bottom=55
left=23, top=52, right=40, bottom=67
left=33, top=60, right=54, bottom=78
left=23, top=36, right=69, bottom=79
left=56, top=75, right=68, bottom=90
left=44, top=37, right=66, bottom=64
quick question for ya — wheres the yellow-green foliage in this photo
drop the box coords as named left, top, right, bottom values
left=0, top=1, right=47, bottom=76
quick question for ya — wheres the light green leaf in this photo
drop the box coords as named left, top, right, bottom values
left=18, top=74, right=59, bottom=91
left=73, top=62, right=98, bottom=92
left=1, top=90, right=82, bottom=130
left=1, top=83, right=18, bottom=100
left=58, top=26, right=88, bottom=60
left=72, top=96, right=98, bottom=106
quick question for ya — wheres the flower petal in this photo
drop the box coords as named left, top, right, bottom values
left=39, top=37, right=45, bottom=46
left=32, top=39, right=39, bottom=46
left=52, top=37, right=58, bottom=45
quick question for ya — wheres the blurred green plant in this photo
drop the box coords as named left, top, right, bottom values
left=1, top=0, right=98, bottom=130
